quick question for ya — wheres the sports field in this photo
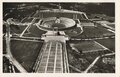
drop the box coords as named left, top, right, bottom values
left=70, top=40, right=106, bottom=52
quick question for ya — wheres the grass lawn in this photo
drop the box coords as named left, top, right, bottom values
left=23, top=25, right=46, bottom=37
left=96, top=38, right=115, bottom=51
left=21, top=17, right=33, bottom=23
left=68, top=25, right=114, bottom=39
left=10, top=40, right=43, bottom=72
left=10, top=25, right=27, bottom=34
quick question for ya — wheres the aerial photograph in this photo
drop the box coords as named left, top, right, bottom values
left=3, top=2, right=115, bottom=73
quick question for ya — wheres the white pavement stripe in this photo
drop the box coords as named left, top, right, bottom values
left=20, top=24, right=31, bottom=37
left=94, top=41, right=108, bottom=50
left=83, top=56, right=100, bottom=73
left=21, top=17, right=27, bottom=23
left=20, top=18, right=36, bottom=37
left=60, top=43, right=63, bottom=72
left=101, top=23, right=115, bottom=31
left=107, top=29, right=115, bottom=33
left=45, top=42, right=52, bottom=73
left=34, top=41, right=65, bottom=73
left=11, top=38, right=42, bottom=42
left=36, top=24, right=47, bottom=31
left=17, top=36, right=41, bottom=39
left=83, top=52, right=115, bottom=73
left=102, top=52, right=115, bottom=57
left=54, top=42, right=58, bottom=73
left=36, top=44, right=48, bottom=72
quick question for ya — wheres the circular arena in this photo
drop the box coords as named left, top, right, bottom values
left=37, top=17, right=77, bottom=31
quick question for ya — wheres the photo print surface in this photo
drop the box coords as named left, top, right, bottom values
left=3, top=2, right=115, bottom=73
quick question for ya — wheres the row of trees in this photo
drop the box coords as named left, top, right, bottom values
left=3, top=3, right=115, bottom=17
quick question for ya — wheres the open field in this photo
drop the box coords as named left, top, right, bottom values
left=10, top=40, right=43, bottom=72
left=3, top=39, right=6, bottom=54
left=95, top=38, right=115, bottom=51
left=66, top=25, right=114, bottom=39
left=3, top=24, right=27, bottom=34
left=23, top=25, right=46, bottom=37
left=10, top=25, right=27, bottom=34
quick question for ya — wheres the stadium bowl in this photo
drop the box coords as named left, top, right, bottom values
left=38, top=17, right=76, bottom=31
